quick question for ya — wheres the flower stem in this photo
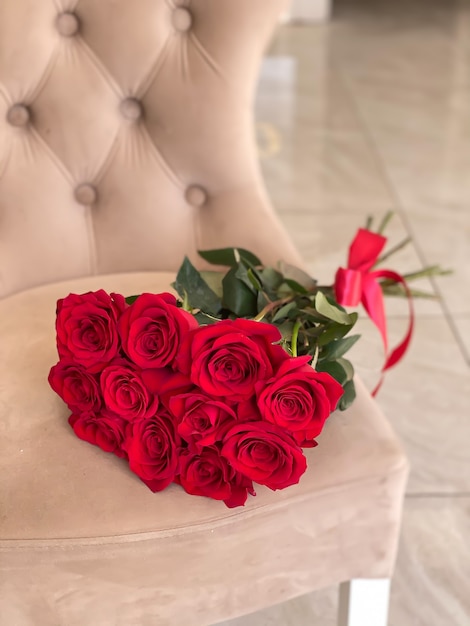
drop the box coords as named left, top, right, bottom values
left=377, top=210, right=394, bottom=234
left=253, top=296, right=293, bottom=322
left=291, top=320, right=301, bottom=357
left=311, top=345, right=319, bottom=369
left=380, top=265, right=452, bottom=285
left=182, top=290, right=192, bottom=312
left=375, top=236, right=412, bottom=265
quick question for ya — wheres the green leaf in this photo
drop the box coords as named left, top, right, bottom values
left=277, top=320, right=295, bottom=341
left=277, top=261, right=317, bottom=291
left=302, top=325, right=324, bottom=339
left=272, top=301, right=298, bottom=323
left=222, top=267, right=258, bottom=317
left=174, top=257, right=222, bottom=316
left=199, top=271, right=224, bottom=299
left=317, top=319, right=357, bottom=346
left=193, top=311, right=220, bottom=325
left=316, top=360, right=348, bottom=385
left=337, top=357, right=354, bottom=381
left=338, top=379, right=356, bottom=411
left=125, top=295, right=139, bottom=305
left=287, top=307, right=304, bottom=320
left=315, top=291, right=354, bottom=325
left=302, top=306, right=330, bottom=324
left=247, top=268, right=262, bottom=291
left=283, top=278, right=309, bottom=295
left=198, top=248, right=261, bottom=268
left=259, top=267, right=284, bottom=292
left=277, top=283, right=293, bottom=298
left=321, top=334, right=361, bottom=360
left=257, top=290, right=270, bottom=311
left=234, top=262, right=260, bottom=291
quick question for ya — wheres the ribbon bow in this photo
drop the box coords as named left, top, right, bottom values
left=334, top=228, right=414, bottom=395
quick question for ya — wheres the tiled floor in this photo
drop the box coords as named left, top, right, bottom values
left=222, top=0, right=470, bottom=624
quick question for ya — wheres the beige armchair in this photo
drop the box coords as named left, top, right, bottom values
left=0, top=2, right=408, bottom=625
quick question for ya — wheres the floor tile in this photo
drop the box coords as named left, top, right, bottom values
left=402, top=207, right=470, bottom=316
left=259, top=129, right=394, bottom=214
left=256, top=33, right=394, bottom=213
left=390, top=496, right=470, bottom=626
left=331, top=2, right=470, bottom=92
left=257, top=52, right=358, bottom=134
left=344, top=77, right=470, bottom=213
left=348, top=317, right=470, bottom=494
left=217, top=587, right=336, bottom=626
left=453, top=316, right=470, bottom=363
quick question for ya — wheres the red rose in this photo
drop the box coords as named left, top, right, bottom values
left=55, top=290, right=125, bottom=372
left=49, top=360, right=101, bottom=414
left=124, top=412, right=179, bottom=492
left=100, top=361, right=159, bottom=421
left=118, top=293, right=198, bottom=369
left=221, top=422, right=307, bottom=490
left=176, top=319, right=286, bottom=401
left=256, top=356, right=344, bottom=446
left=235, top=396, right=263, bottom=422
left=141, top=368, right=194, bottom=410
left=69, top=413, right=127, bottom=458
left=169, top=393, right=236, bottom=448
left=178, top=447, right=255, bottom=508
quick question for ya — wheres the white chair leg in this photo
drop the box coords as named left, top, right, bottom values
left=338, top=578, right=391, bottom=626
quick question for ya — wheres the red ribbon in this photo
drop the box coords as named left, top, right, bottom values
left=334, top=228, right=414, bottom=395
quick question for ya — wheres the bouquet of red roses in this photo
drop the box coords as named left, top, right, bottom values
left=49, top=290, right=343, bottom=508
left=49, top=215, right=447, bottom=507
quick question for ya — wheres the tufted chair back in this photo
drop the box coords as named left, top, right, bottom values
left=0, top=0, right=301, bottom=299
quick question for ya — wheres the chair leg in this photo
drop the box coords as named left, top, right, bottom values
left=338, top=578, right=391, bottom=626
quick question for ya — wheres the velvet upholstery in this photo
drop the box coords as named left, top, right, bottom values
left=0, top=0, right=301, bottom=298
left=0, top=1, right=408, bottom=624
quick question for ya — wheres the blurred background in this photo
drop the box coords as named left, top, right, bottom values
left=225, top=0, right=470, bottom=624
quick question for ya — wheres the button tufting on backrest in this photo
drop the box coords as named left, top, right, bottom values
left=0, top=0, right=298, bottom=298
left=119, top=98, right=143, bottom=121
left=74, top=184, right=97, bottom=206
left=171, top=7, right=192, bottom=32
left=185, top=185, right=207, bottom=208
left=56, top=12, right=80, bottom=37
left=6, top=104, right=30, bottom=127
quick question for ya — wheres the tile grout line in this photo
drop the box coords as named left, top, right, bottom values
left=406, top=492, right=470, bottom=499
left=334, top=65, right=470, bottom=367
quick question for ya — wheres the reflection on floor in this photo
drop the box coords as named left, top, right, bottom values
left=220, top=0, right=470, bottom=624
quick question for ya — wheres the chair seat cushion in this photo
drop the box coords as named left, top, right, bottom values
left=0, top=273, right=408, bottom=626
